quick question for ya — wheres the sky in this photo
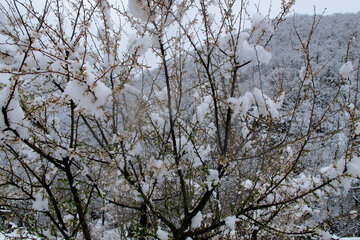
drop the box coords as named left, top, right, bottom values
left=248, top=0, right=360, bottom=17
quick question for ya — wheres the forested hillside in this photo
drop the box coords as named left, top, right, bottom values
left=267, top=12, right=360, bottom=237
left=0, top=0, right=359, bottom=239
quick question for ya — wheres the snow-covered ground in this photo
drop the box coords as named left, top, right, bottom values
left=0, top=229, right=39, bottom=240
left=1, top=229, right=359, bottom=240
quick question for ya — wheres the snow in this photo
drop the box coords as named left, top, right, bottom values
left=250, top=13, right=273, bottom=33
left=0, top=86, right=29, bottom=138
left=63, top=214, right=74, bottom=223
left=320, top=158, right=346, bottom=179
left=0, top=228, right=40, bottom=240
left=141, top=181, right=150, bottom=195
left=227, top=91, right=254, bottom=117
left=355, top=122, right=360, bottom=135
left=241, top=125, right=250, bottom=138
left=299, top=66, right=307, bottom=79
left=317, top=229, right=360, bottom=240
left=128, top=0, right=149, bottom=22
left=218, top=31, right=272, bottom=67
left=64, top=76, right=112, bottom=117
left=150, top=112, right=165, bottom=128
left=348, top=156, right=360, bottom=178
left=192, top=145, right=211, bottom=168
left=255, top=45, right=272, bottom=64
left=242, top=179, right=253, bottom=189
left=157, top=227, right=169, bottom=240
left=224, top=216, right=238, bottom=230
left=340, top=61, right=353, bottom=78
left=206, top=169, right=219, bottom=189
left=127, top=34, right=151, bottom=55
left=228, top=89, right=281, bottom=119
left=191, top=211, right=203, bottom=228
left=100, top=0, right=113, bottom=30
left=237, top=37, right=271, bottom=65
left=339, top=238, right=360, bottom=240
left=252, top=88, right=280, bottom=118
left=196, top=95, right=212, bottom=123
left=32, top=193, right=49, bottom=211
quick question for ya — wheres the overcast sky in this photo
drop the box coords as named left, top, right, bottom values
left=248, top=0, right=360, bottom=17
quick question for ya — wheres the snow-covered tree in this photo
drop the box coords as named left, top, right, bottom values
left=0, top=0, right=359, bottom=239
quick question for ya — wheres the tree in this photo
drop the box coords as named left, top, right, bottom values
left=0, top=0, right=359, bottom=239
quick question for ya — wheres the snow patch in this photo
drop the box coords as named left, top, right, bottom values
left=0, top=86, right=29, bottom=138
left=64, top=76, right=112, bottom=117
left=340, top=61, right=353, bottom=78
left=157, top=227, right=169, bottom=240
left=191, top=211, right=203, bottom=228
left=206, top=169, right=219, bottom=189
left=128, top=0, right=149, bottom=21
left=224, top=216, right=239, bottom=230
left=127, top=34, right=151, bottom=55
left=242, top=179, right=253, bottom=189
left=32, top=193, right=48, bottom=211
left=250, top=13, right=273, bottom=33
left=196, top=95, right=212, bottom=123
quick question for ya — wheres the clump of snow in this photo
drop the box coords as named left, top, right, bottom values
left=128, top=0, right=149, bottom=21
left=150, top=112, right=165, bottom=128
left=228, top=89, right=282, bottom=119
left=349, top=210, right=358, bottom=219
left=252, top=88, right=280, bottom=118
left=32, top=193, right=49, bottom=211
left=141, top=181, right=151, bottom=196
left=320, top=157, right=346, bottom=179
left=133, top=190, right=142, bottom=202
left=355, top=122, right=360, bottom=135
left=250, top=13, right=273, bottom=33
left=242, top=179, right=253, bottom=189
left=241, top=124, right=250, bottom=138
left=227, top=92, right=254, bottom=117
left=299, top=65, right=312, bottom=85
left=0, top=86, right=29, bottom=138
left=340, top=61, right=353, bottom=78
left=127, top=34, right=151, bottom=55
left=320, top=156, right=360, bottom=193
left=255, top=45, right=272, bottom=64
left=317, top=229, right=335, bottom=240
left=224, top=216, right=239, bottom=230
left=157, top=227, right=169, bottom=240
left=206, top=169, right=219, bottom=189
left=63, top=214, right=74, bottom=223
left=191, top=211, right=203, bottom=228
left=193, top=145, right=211, bottom=168
left=237, top=35, right=271, bottom=65
left=299, top=66, right=307, bottom=79
left=100, top=0, right=113, bottom=30
left=196, top=95, right=212, bottom=123
left=129, top=142, right=143, bottom=156
left=64, top=74, right=112, bottom=118
left=0, top=228, right=40, bottom=240
left=218, top=32, right=272, bottom=67
left=348, top=156, right=360, bottom=178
